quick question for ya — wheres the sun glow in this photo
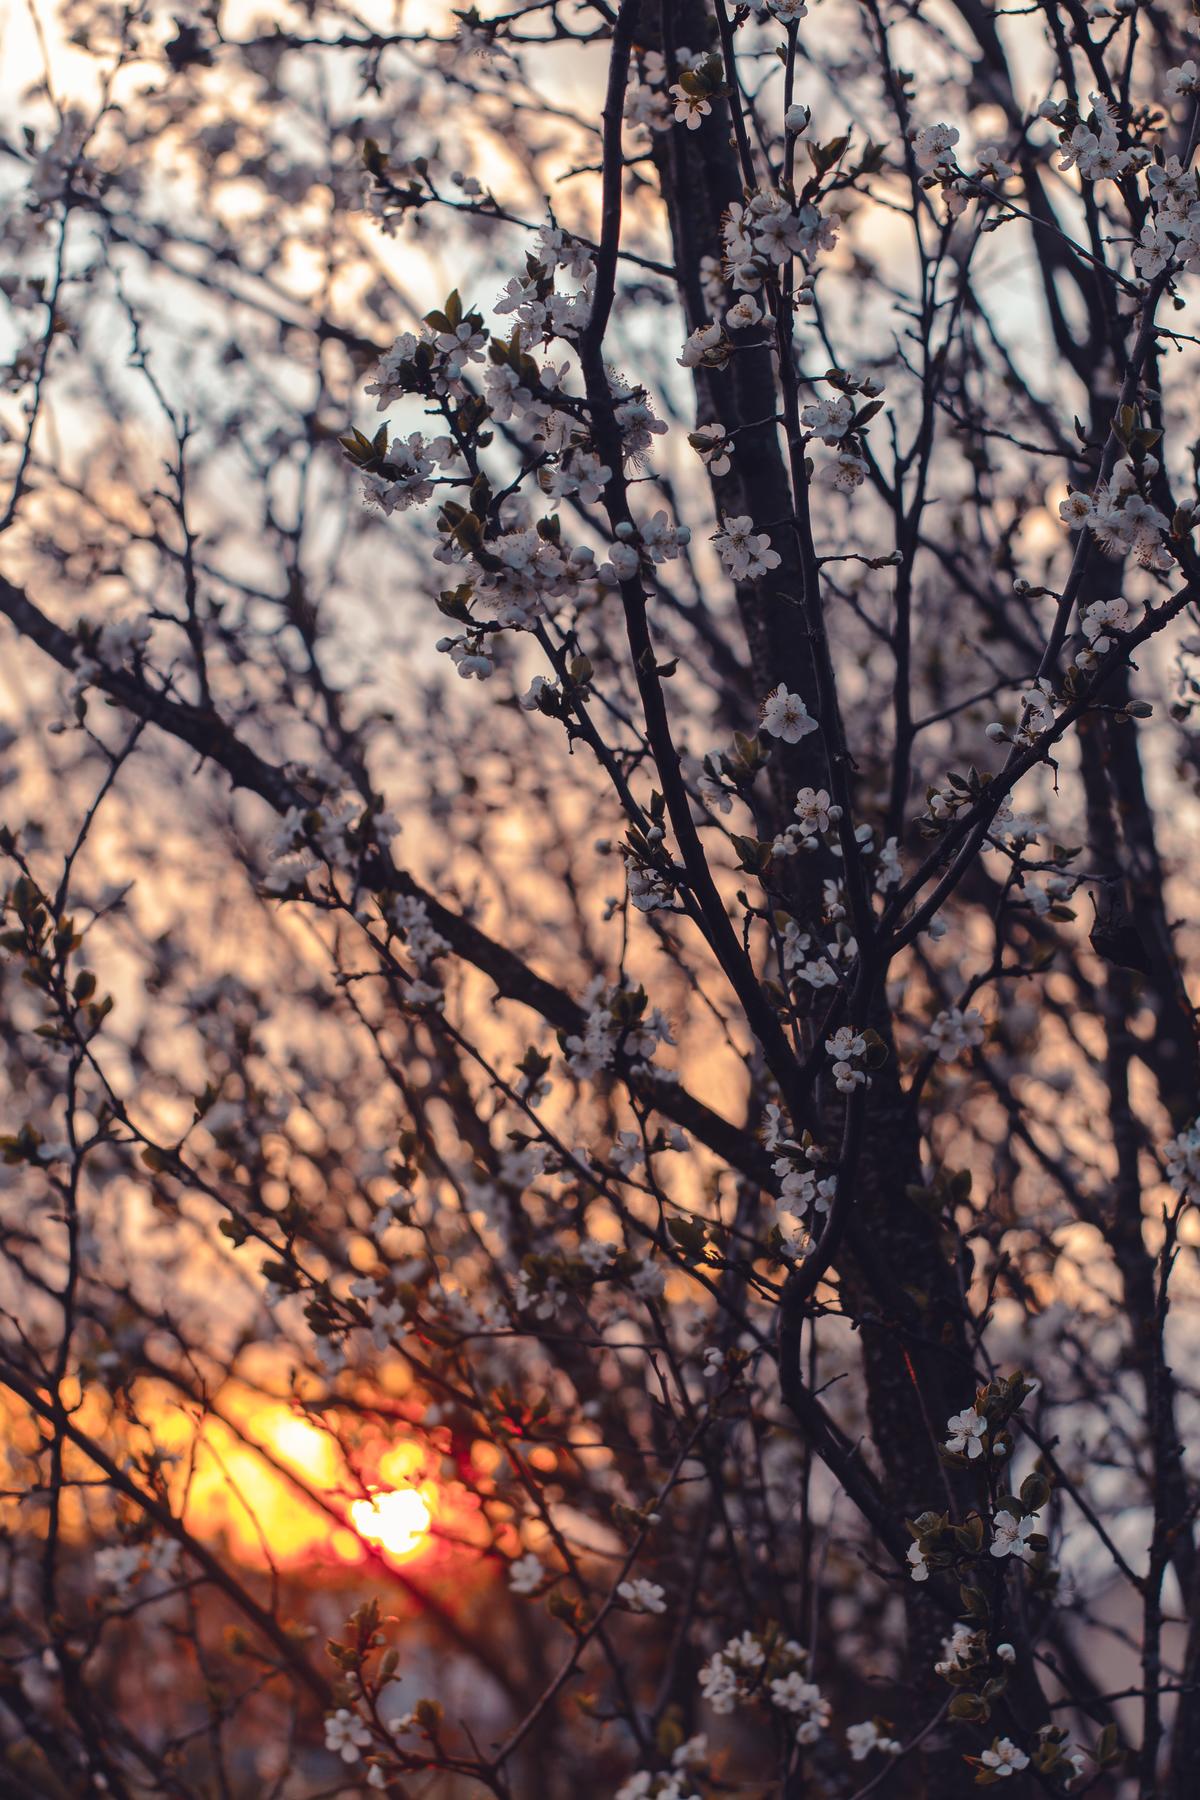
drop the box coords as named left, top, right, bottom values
left=0, top=1371, right=494, bottom=1585
left=187, top=1399, right=443, bottom=1570
left=349, top=1487, right=433, bottom=1559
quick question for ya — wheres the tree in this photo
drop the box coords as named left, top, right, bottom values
left=1, top=0, right=1199, bottom=1792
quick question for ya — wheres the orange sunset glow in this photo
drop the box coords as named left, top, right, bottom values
left=349, top=1486, right=433, bottom=1557
left=169, top=1395, right=467, bottom=1574
left=0, top=1377, right=490, bottom=1581
left=9, top=0, right=1200, bottom=1791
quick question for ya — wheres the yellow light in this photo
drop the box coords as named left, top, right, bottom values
left=349, top=1488, right=432, bottom=1559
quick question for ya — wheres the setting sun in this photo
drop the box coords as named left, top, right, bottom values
left=349, top=1487, right=433, bottom=1560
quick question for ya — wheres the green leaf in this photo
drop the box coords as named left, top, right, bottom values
left=810, top=133, right=850, bottom=174
left=667, top=1214, right=708, bottom=1264
left=959, top=1583, right=990, bottom=1618
left=948, top=1692, right=990, bottom=1723
left=1020, top=1472, right=1050, bottom=1512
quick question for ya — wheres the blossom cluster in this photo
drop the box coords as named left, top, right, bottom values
left=1060, top=458, right=1171, bottom=571
left=615, top=1733, right=706, bottom=1800
left=924, top=1006, right=985, bottom=1064
left=563, top=980, right=675, bottom=1081
left=825, top=1025, right=869, bottom=1094
left=1165, top=1117, right=1200, bottom=1203
left=1053, top=93, right=1134, bottom=185
left=347, top=273, right=680, bottom=684
left=720, top=185, right=838, bottom=303
left=698, top=1632, right=829, bottom=1745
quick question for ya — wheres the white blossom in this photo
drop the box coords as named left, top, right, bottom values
left=846, top=1719, right=902, bottom=1761
left=793, top=787, right=834, bottom=836
left=617, top=1578, right=667, bottom=1614
left=975, top=144, right=1014, bottom=180
left=913, top=122, right=960, bottom=170
left=1165, top=1118, right=1200, bottom=1203
left=761, top=685, right=817, bottom=742
left=1081, top=595, right=1129, bottom=645
left=670, top=85, right=711, bottom=130
left=1059, top=490, right=1094, bottom=528
left=924, top=1007, right=984, bottom=1063
left=1133, top=221, right=1174, bottom=279
left=816, top=448, right=869, bottom=491
left=508, top=1552, right=546, bottom=1594
left=768, top=1672, right=830, bottom=1744
left=990, top=1510, right=1037, bottom=1560
left=325, top=1708, right=372, bottom=1764
left=725, top=295, right=763, bottom=330
left=981, top=1737, right=1030, bottom=1776
left=944, top=1406, right=987, bottom=1458
left=801, top=394, right=854, bottom=444
left=678, top=321, right=726, bottom=368
left=714, top=516, right=782, bottom=581
left=691, top=423, right=731, bottom=476
left=1165, top=61, right=1200, bottom=101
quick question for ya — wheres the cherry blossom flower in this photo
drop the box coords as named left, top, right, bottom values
left=698, top=1655, right=740, bottom=1713
left=508, top=1551, right=545, bottom=1594
left=913, top=122, right=960, bottom=170
left=714, top=516, right=782, bottom=581
left=769, top=1672, right=830, bottom=1743
left=801, top=394, right=854, bottom=444
left=1165, top=1118, right=1200, bottom=1203
left=827, top=1026, right=868, bottom=1094
left=640, top=511, right=691, bottom=563
left=1145, top=155, right=1195, bottom=217
left=1081, top=596, right=1129, bottom=654
left=670, top=85, right=711, bottom=130
left=625, top=83, right=671, bottom=133
left=1133, top=221, right=1174, bottom=279
left=936, top=1623, right=982, bottom=1676
left=975, top=144, right=1014, bottom=180
left=434, top=318, right=487, bottom=372
left=618, top=1578, right=667, bottom=1614
left=980, top=1737, right=1030, bottom=1776
left=906, top=1541, right=931, bottom=1581
left=924, top=1007, right=984, bottom=1062
left=725, top=294, right=763, bottom=329
left=677, top=321, right=726, bottom=368
left=846, top=1720, right=901, bottom=1761
left=614, top=394, right=669, bottom=456
left=816, top=449, right=869, bottom=491
left=1087, top=476, right=1170, bottom=566
left=944, top=1406, right=987, bottom=1457
left=990, top=1510, right=1037, bottom=1560
left=325, top=1708, right=372, bottom=1764
left=690, top=423, right=732, bottom=476
left=1059, top=490, right=1094, bottom=527
left=617, top=1773, right=699, bottom=1800
left=360, top=433, right=437, bottom=515
left=1061, top=125, right=1130, bottom=183
left=754, top=206, right=805, bottom=263
left=794, top=787, right=834, bottom=835
left=760, top=685, right=817, bottom=742
left=1165, top=61, right=1200, bottom=101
